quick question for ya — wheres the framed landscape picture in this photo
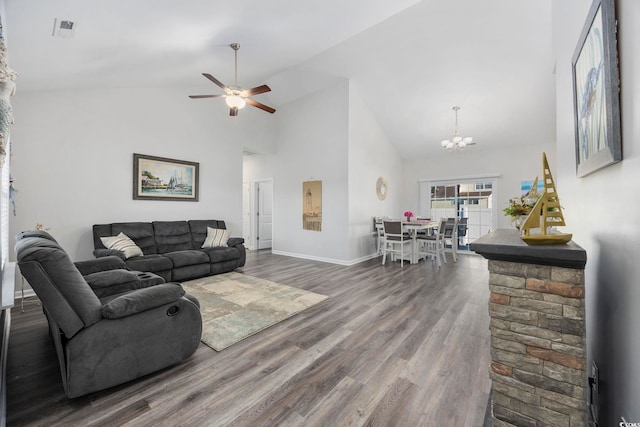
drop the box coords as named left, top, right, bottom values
left=571, top=0, right=621, bottom=177
left=133, top=153, right=199, bottom=201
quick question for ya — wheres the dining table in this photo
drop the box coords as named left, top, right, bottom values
left=402, top=219, right=439, bottom=264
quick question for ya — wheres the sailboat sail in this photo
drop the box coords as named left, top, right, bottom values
left=521, top=152, right=572, bottom=245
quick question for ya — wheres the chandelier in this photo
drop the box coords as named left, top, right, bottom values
left=440, top=106, right=474, bottom=152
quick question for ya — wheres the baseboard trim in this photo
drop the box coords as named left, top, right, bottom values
left=270, top=250, right=379, bottom=266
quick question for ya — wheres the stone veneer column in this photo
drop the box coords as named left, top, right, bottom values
left=471, top=229, right=588, bottom=427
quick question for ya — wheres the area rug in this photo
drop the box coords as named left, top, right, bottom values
left=181, top=272, right=329, bottom=351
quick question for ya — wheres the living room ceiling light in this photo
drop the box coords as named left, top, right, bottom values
left=440, top=106, right=474, bottom=152
left=225, top=94, right=246, bottom=109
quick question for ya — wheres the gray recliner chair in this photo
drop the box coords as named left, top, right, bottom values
left=15, top=230, right=203, bottom=398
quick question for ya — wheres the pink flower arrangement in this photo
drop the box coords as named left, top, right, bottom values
left=403, top=210, right=414, bottom=218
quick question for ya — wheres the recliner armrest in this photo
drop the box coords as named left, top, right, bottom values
left=85, top=269, right=142, bottom=298
left=101, top=283, right=186, bottom=319
left=93, top=248, right=126, bottom=260
left=75, top=256, right=129, bottom=275
left=228, top=237, right=244, bottom=246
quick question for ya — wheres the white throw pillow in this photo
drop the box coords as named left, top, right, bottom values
left=100, top=232, right=144, bottom=259
left=201, top=227, right=229, bottom=248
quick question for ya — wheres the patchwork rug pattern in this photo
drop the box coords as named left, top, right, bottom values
left=182, top=272, right=329, bottom=351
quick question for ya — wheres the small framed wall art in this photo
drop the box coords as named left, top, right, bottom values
left=133, top=153, right=199, bottom=201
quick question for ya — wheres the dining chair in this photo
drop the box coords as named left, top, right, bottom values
left=443, top=217, right=460, bottom=262
left=457, top=217, right=468, bottom=247
left=382, top=220, right=412, bottom=267
left=414, top=218, right=431, bottom=238
left=416, top=218, right=447, bottom=267
left=374, top=217, right=385, bottom=255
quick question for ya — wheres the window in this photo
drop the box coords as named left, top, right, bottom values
left=419, top=175, right=498, bottom=251
left=475, top=182, right=493, bottom=190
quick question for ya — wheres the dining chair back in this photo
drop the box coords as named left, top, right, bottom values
left=382, top=220, right=412, bottom=267
left=374, top=217, right=386, bottom=255
left=443, top=217, right=460, bottom=262
left=416, top=218, right=447, bottom=267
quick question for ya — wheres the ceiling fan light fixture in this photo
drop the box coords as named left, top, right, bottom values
left=189, top=43, right=275, bottom=116
left=225, top=95, right=246, bottom=109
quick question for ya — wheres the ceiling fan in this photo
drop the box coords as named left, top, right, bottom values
left=189, top=43, right=276, bottom=117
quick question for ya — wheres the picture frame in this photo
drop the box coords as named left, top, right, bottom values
left=571, top=0, right=622, bottom=178
left=302, top=180, right=322, bottom=231
left=133, top=153, right=199, bottom=201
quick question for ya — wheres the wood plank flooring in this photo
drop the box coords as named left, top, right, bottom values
left=6, top=250, right=491, bottom=427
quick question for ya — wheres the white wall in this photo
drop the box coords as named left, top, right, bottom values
left=348, top=82, right=403, bottom=261
left=403, top=143, right=556, bottom=230
left=553, top=0, right=640, bottom=424
left=271, top=81, right=350, bottom=263
left=10, top=87, right=275, bottom=261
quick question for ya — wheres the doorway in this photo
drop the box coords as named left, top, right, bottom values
left=256, top=180, right=273, bottom=249
left=242, top=179, right=273, bottom=250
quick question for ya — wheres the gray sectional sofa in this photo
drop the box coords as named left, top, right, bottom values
left=92, top=220, right=246, bottom=282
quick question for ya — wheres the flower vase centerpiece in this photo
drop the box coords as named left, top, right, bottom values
left=404, top=210, right=414, bottom=222
left=503, top=178, right=540, bottom=230
left=503, top=196, right=537, bottom=229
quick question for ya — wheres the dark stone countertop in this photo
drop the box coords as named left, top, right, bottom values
left=470, top=229, right=587, bottom=269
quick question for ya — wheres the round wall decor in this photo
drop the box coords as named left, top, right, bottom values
left=376, top=176, right=388, bottom=201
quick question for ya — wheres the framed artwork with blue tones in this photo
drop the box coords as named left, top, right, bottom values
left=133, top=153, right=199, bottom=201
left=571, top=0, right=621, bottom=178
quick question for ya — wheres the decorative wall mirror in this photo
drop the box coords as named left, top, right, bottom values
left=376, top=177, right=388, bottom=201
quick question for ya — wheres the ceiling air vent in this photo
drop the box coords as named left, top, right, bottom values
left=52, top=18, right=76, bottom=38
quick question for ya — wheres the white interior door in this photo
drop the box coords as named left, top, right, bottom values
left=257, top=180, right=273, bottom=249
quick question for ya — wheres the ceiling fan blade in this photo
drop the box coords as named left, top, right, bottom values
left=203, top=73, right=228, bottom=90
left=244, top=85, right=271, bottom=96
left=230, top=106, right=239, bottom=117
left=245, top=98, right=276, bottom=114
left=188, top=94, right=225, bottom=99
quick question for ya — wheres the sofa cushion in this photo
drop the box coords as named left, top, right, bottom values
left=94, top=223, right=158, bottom=255
left=201, top=227, right=229, bottom=248
left=172, top=264, right=211, bottom=282
left=164, top=250, right=209, bottom=268
left=100, top=233, right=144, bottom=259
left=125, top=254, right=172, bottom=279
left=188, top=220, right=226, bottom=248
left=153, top=221, right=193, bottom=253
left=201, top=246, right=240, bottom=263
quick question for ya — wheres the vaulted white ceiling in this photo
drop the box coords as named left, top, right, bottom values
left=2, top=0, right=555, bottom=158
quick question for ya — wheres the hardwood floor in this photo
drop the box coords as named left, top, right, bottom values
left=6, top=251, right=491, bottom=427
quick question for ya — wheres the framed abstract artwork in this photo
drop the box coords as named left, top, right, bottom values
left=133, top=153, right=199, bottom=201
left=571, top=0, right=621, bottom=177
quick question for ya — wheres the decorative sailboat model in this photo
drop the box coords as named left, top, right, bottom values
left=520, top=153, right=573, bottom=245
